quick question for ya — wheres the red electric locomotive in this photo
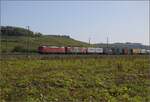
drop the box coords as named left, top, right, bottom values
left=38, top=46, right=66, bottom=54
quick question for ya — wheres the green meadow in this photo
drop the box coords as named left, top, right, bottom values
left=0, top=55, right=150, bottom=102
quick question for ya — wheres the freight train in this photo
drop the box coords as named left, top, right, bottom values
left=38, top=45, right=150, bottom=55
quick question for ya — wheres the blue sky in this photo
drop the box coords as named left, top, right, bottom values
left=1, top=1, right=149, bottom=45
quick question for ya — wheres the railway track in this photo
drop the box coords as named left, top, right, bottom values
left=0, top=53, right=149, bottom=60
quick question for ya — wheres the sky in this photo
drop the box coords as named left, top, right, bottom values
left=1, top=1, right=149, bottom=45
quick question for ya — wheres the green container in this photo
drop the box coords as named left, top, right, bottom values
left=112, top=48, right=123, bottom=55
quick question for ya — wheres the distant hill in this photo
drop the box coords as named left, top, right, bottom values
left=95, top=42, right=149, bottom=50
left=0, top=26, right=90, bottom=53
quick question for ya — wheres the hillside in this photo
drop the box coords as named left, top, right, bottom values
left=1, top=26, right=149, bottom=54
left=94, top=43, right=149, bottom=50
left=0, top=26, right=90, bottom=53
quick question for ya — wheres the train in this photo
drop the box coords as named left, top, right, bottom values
left=38, top=45, right=150, bottom=55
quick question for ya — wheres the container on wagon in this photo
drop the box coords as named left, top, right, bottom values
left=67, top=47, right=81, bottom=53
left=112, top=48, right=122, bottom=55
left=111, top=48, right=115, bottom=55
left=103, top=48, right=113, bottom=55
left=129, top=48, right=133, bottom=55
left=80, top=47, right=87, bottom=54
left=122, top=48, right=132, bottom=55
left=95, top=48, right=103, bottom=54
left=73, top=47, right=80, bottom=53
left=140, top=49, right=146, bottom=54
left=87, top=48, right=96, bottom=53
left=118, top=48, right=123, bottom=54
left=122, top=48, right=128, bottom=55
left=132, top=48, right=141, bottom=54
left=146, top=50, right=150, bottom=54
left=108, top=49, right=113, bottom=55
left=64, top=47, right=87, bottom=54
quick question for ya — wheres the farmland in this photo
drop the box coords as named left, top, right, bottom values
left=0, top=55, right=150, bottom=102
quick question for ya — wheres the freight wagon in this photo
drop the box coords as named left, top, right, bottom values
left=87, top=48, right=96, bottom=54
left=103, top=48, right=113, bottom=55
left=95, top=48, right=103, bottom=54
left=66, top=47, right=87, bottom=54
left=87, top=48, right=103, bottom=54
left=80, top=47, right=87, bottom=54
left=112, top=48, right=123, bottom=55
left=122, top=48, right=132, bottom=55
left=66, top=47, right=80, bottom=54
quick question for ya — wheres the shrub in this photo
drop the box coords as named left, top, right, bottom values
left=12, top=46, right=27, bottom=52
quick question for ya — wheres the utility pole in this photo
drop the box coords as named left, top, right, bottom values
left=0, top=27, right=1, bottom=57
left=26, top=26, right=30, bottom=57
left=0, top=0, right=1, bottom=57
left=149, top=1, right=150, bottom=56
left=106, top=36, right=109, bottom=55
left=89, top=37, right=91, bottom=45
left=5, top=28, right=11, bottom=55
left=5, top=29, right=8, bottom=55
left=107, top=37, right=109, bottom=49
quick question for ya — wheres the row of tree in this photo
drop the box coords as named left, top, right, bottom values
left=0, top=26, right=42, bottom=37
left=0, top=26, right=71, bottom=38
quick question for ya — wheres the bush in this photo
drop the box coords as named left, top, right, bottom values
left=12, top=46, right=37, bottom=53
left=12, top=46, right=27, bottom=52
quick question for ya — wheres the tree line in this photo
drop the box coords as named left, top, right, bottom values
left=0, top=26, right=42, bottom=37
left=0, top=26, right=70, bottom=38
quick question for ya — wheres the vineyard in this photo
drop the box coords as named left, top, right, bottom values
left=0, top=55, right=150, bottom=102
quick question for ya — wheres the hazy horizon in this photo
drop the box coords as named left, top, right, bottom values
left=1, top=1, right=149, bottom=45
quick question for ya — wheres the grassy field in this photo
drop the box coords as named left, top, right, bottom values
left=0, top=55, right=150, bottom=102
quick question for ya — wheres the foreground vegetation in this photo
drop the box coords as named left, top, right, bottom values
left=0, top=55, right=150, bottom=102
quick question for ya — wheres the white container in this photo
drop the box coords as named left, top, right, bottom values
left=146, top=50, right=150, bottom=54
left=95, top=48, right=103, bottom=53
left=87, top=48, right=96, bottom=53
left=140, top=49, right=146, bottom=54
